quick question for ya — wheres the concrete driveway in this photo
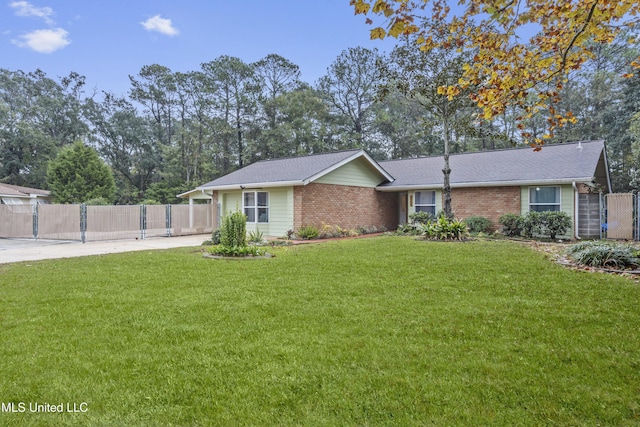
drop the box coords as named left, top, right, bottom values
left=0, top=234, right=209, bottom=264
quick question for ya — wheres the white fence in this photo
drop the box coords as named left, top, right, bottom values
left=0, top=203, right=213, bottom=242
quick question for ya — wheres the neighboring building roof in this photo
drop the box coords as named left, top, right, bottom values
left=192, top=149, right=394, bottom=192
left=377, top=140, right=610, bottom=192
left=0, top=183, right=50, bottom=197
left=0, top=183, right=51, bottom=204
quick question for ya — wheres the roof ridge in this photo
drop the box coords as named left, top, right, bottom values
left=250, top=148, right=364, bottom=165
left=380, top=140, right=604, bottom=163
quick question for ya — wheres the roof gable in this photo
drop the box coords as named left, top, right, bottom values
left=315, top=156, right=389, bottom=187
left=197, top=150, right=393, bottom=191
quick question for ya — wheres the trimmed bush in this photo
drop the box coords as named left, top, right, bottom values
left=542, top=211, right=572, bottom=239
left=211, top=229, right=221, bottom=245
left=521, top=211, right=542, bottom=238
left=465, top=216, right=491, bottom=233
left=499, top=213, right=524, bottom=237
left=500, top=211, right=572, bottom=240
left=409, top=211, right=435, bottom=225
left=523, top=211, right=572, bottom=239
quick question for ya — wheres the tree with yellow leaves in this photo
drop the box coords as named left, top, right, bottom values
left=381, top=20, right=479, bottom=217
left=350, top=0, right=640, bottom=148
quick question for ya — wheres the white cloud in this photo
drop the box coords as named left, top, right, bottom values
left=141, top=15, right=179, bottom=36
left=9, top=1, right=54, bottom=24
left=12, top=28, right=70, bottom=53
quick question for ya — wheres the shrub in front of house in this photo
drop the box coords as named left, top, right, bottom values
left=356, top=225, right=387, bottom=235
left=220, top=211, right=247, bottom=248
left=296, top=225, right=320, bottom=240
left=521, top=211, right=542, bottom=238
left=206, top=244, right=264, bottom=257
left=248, top=229, right=264, bottom=244
left=500, top=211, right=571, bottom=240
left=397, top=212, right=436, bottom=235
left=420, top=216, right=468, bottom=241
left=465, top=216, right=491, bottom=234
left=541, top=211, right=572, bottom=240
left=208, top=210, right=265, bottom=257
left=566, top=241, right=640, bottom=269
left=409, top=211, right=435, bottom=225
left=499, top=213, right=524, bottom=237
left=319, top=223, right=343, bottom=238
left=523, top=211, right=572, bottom=240
left=318, top=223, right=361, bottom=238
left=397, top=223, right=418, bottom=235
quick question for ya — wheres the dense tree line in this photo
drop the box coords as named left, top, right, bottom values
left=1, top=38, right=639, bottom=204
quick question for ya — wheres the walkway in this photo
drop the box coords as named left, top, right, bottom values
left=0, top=234, right=209, bottom=264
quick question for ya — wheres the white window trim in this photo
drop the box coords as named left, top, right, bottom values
left=414, top=190, right=437, bottom=214
left=242, top=191, right=269, bottom=223
left=528, top=186, right=561, bottom=212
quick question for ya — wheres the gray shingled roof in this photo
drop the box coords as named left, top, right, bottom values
left=188, top=140, right=609, bottom=196
left=378, top=140, right=608, bottom=190
left=197, top=150, right=379, bottom=189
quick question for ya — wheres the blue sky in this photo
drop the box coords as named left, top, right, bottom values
left=1, top=0, right=397, bottom=96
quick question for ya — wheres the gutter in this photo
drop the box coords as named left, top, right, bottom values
left=197, top=180, right=304, bottom=192
left=376, top=178, right=595, bottom=192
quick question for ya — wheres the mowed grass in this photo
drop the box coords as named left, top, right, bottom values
left=0, top=236, right=639, bottom=426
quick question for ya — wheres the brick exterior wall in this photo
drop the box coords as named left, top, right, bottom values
left=450, top=186, right=521, bottom=231
left=294, top=183, right=398, bottom=231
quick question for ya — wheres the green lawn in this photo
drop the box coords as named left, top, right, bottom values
left=1, top=236, right=639, bottom=426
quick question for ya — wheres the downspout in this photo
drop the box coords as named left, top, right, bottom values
left=573, top=182, right=580, bottom=240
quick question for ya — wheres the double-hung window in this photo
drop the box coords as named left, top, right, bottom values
left=529, top=187, right=560, bottom=212
left=414, top=191, right=436, bottom=215
left=243, top=191, right=269, bottom=223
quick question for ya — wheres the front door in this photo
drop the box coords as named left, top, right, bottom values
left=398, top=192, right=408, bottom=225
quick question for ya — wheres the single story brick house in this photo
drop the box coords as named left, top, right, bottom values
left=179, top=140, right=610, bottom=239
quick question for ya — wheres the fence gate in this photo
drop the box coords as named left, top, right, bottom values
left=604, top=193, right=635, bottom=240
left=0, top=203, right=213, bottom=242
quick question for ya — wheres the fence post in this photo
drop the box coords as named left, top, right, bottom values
left=633, top=193, right=640, bottom=240
left=140, top=204, right=147, bottom=240
left=600, top=193, right=607, bottom=240
left=166, top=204, right=172, bottom=237
left=80, top=204, right=87, bottom=243
left=32, top=204, right=38, bottom=240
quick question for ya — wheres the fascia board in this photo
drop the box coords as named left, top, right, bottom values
left=196, top=180, right=304, bottom=192
left=375, top=178, right=595, bottom=192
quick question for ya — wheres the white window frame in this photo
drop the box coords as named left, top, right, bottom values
left=529, top=186, right=561, bottom=212
left=414, top=190, right=436, bottom=215
left=243, top=191, right=269, bottom=223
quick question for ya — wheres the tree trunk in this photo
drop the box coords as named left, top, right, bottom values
left=442, top=116, right=453, bottom=219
